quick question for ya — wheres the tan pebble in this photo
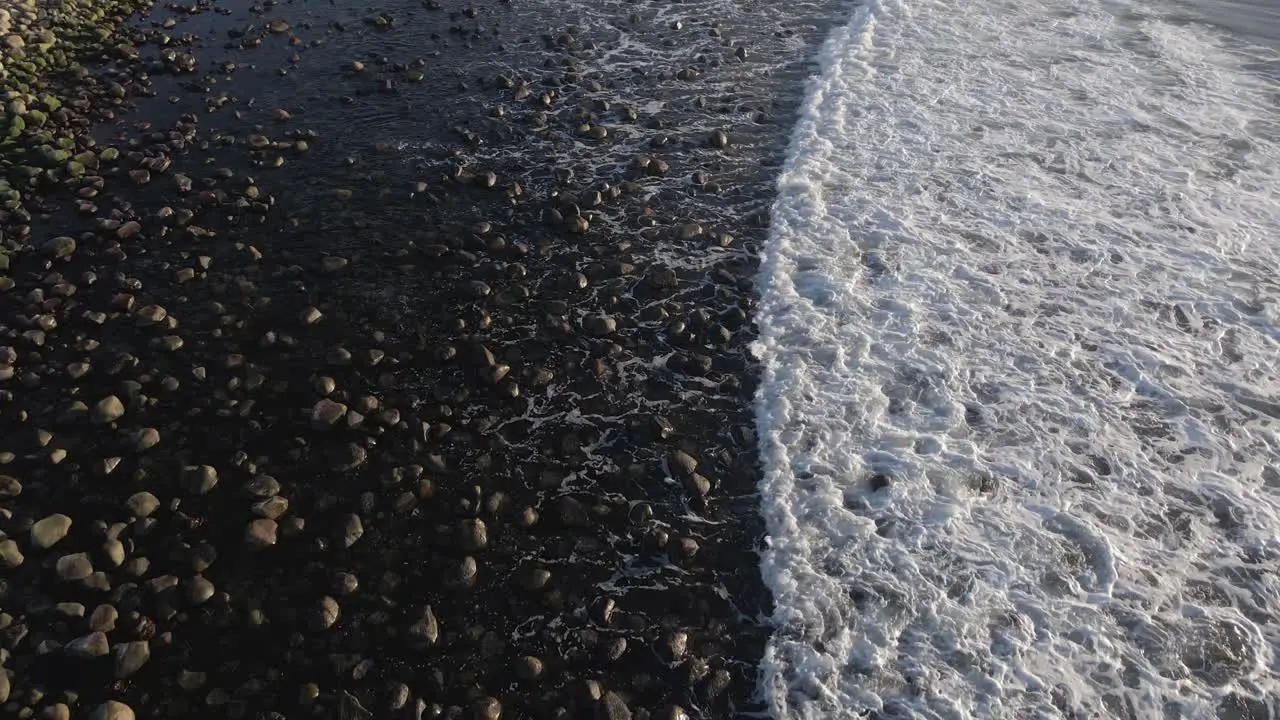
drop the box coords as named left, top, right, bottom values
left=90, top=700, right=135, bottom=720
left=92, top=395, right=125, bottom=424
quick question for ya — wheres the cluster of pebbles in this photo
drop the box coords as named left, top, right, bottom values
left=0, top=0, right=849, bottom=717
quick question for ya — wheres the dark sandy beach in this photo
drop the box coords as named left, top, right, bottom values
left=0, top=0, right=846, bottom=717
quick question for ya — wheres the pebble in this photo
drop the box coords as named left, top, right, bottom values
left=0, top=475, right=20, bottom=497
left=92, top=395, right=125, bottom=424
left=132, top=427, right=161, bottom=451
left=519, top=567, right=551, bottom=591
left=456, top=556, right=478, bottom=587
left=474, top=697, right=501, bottom=720
left=600, top=692, right=632, bottom=720
left=90, top=701, right=135, bottom=720
left=55, top=552, right=93, bottom=581
left=0, top=540, right=23, bottom=568
left=331, top=442, right=368, bottom=471
left=44, top=236, right=76, bottom=258
left=186, top=465, right=219, bottom=494
left=114, top=640, right=150, bottom=678
left=683, top=473, right=711, bottom=498
left=90, top=604, right=119, bottom=632
left=312, top=398, right=347, bottom=428
left=668, top=450, right=697, bottom=477
left=459, top=518, right=488, bottom=550
left=340, top=509, right=366, bottom=543
left=408, top=605, right=439, bottom=646
left=245, top=518, right=278, bottom=548
left=515, top=655, right=543, bottom=681
left=187, top=575, right=216, bottom=604
left=583, top=314, right=617, bottom=336
left=102, top=536, right=130, bottom=568
left=315, top=596, right=341, bottom=630
left=126, top=491, right=160, bottom=518
left=31, top=513, right=72, bottom=549
left=66, top=631, right=110, bottom=658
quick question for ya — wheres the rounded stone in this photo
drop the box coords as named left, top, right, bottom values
left=126, top=491, right=160, bottom=518
left=0, top=476, right=20, bottom=498
left=114, top=640, right=150, bottom=678
left=186, top=575, right=216, bottom=604
left=66, top=631, right=110, bottom=658
left=31, top=513, right=72, bottom=549
left=314, top=596, right=340, bottom=630
left=459, top=519, right=488, bottom=551
left=0, top=540, right=23, bottom=568
left=55, top=552, right=93, bottom=581
left=92, top=395, right=125, bottom=424
left=515, top=655, right=544, bottom=681
left=91, top=701, right=135, bottom=720
left=473, top=697, right=501, bottom=720
left=132, top=428, right=161, bottom=451
left=583, top=315, right=617, bottom=337
left=311, top=398, right=347, bottom=428
left=245, top=519, right=278, bottom=548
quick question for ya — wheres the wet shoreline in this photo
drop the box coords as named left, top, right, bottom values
left=0, top=0, right=847, bottom=717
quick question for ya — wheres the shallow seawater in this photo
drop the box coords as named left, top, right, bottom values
left=755, top=0, right=1280, bottom=716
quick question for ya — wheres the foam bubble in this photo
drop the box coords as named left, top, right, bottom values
left=755, top=0, right=1280, bottom=716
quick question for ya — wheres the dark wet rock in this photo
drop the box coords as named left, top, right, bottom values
left=459, top=519, right=488, bottom=550
left=473, top=697, right=501, bottom=720
left=44, top=236, right=77, bottom=258
left=330, top=443, right=368, bottom=471
left=599, top=692, right=632, bottom=720
left=515, top=655, right=544, bottom=681
left=519, top=566, right=551, bottom=591
left=668, top=450, right=697, bottom=477
left=407, top=605, right=439, bottom=646
left=114, top=640, right=150, bottom=678
left=314, top=596, right=341, bottom=631
left=312, top=398, right=348, bottom=428
left=186, top=575, right=216, bottom=604
left=245, top=519, right=278, bottom=548
left=185, top=465, right=219, bottom=495
left=583, top=314, right=617, bottom=336
left=341, top=514, right=364, bottom=548
left=683, top=473, right=711, bottom=499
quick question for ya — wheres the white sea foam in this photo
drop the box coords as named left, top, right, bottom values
left=754, top=0, right=1280, bottom=717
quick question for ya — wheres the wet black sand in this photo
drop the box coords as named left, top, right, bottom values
left=0, top=0, right=847, bottom=717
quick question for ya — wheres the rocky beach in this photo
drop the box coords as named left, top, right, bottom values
left=0, top=0, right=848, bottom=717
